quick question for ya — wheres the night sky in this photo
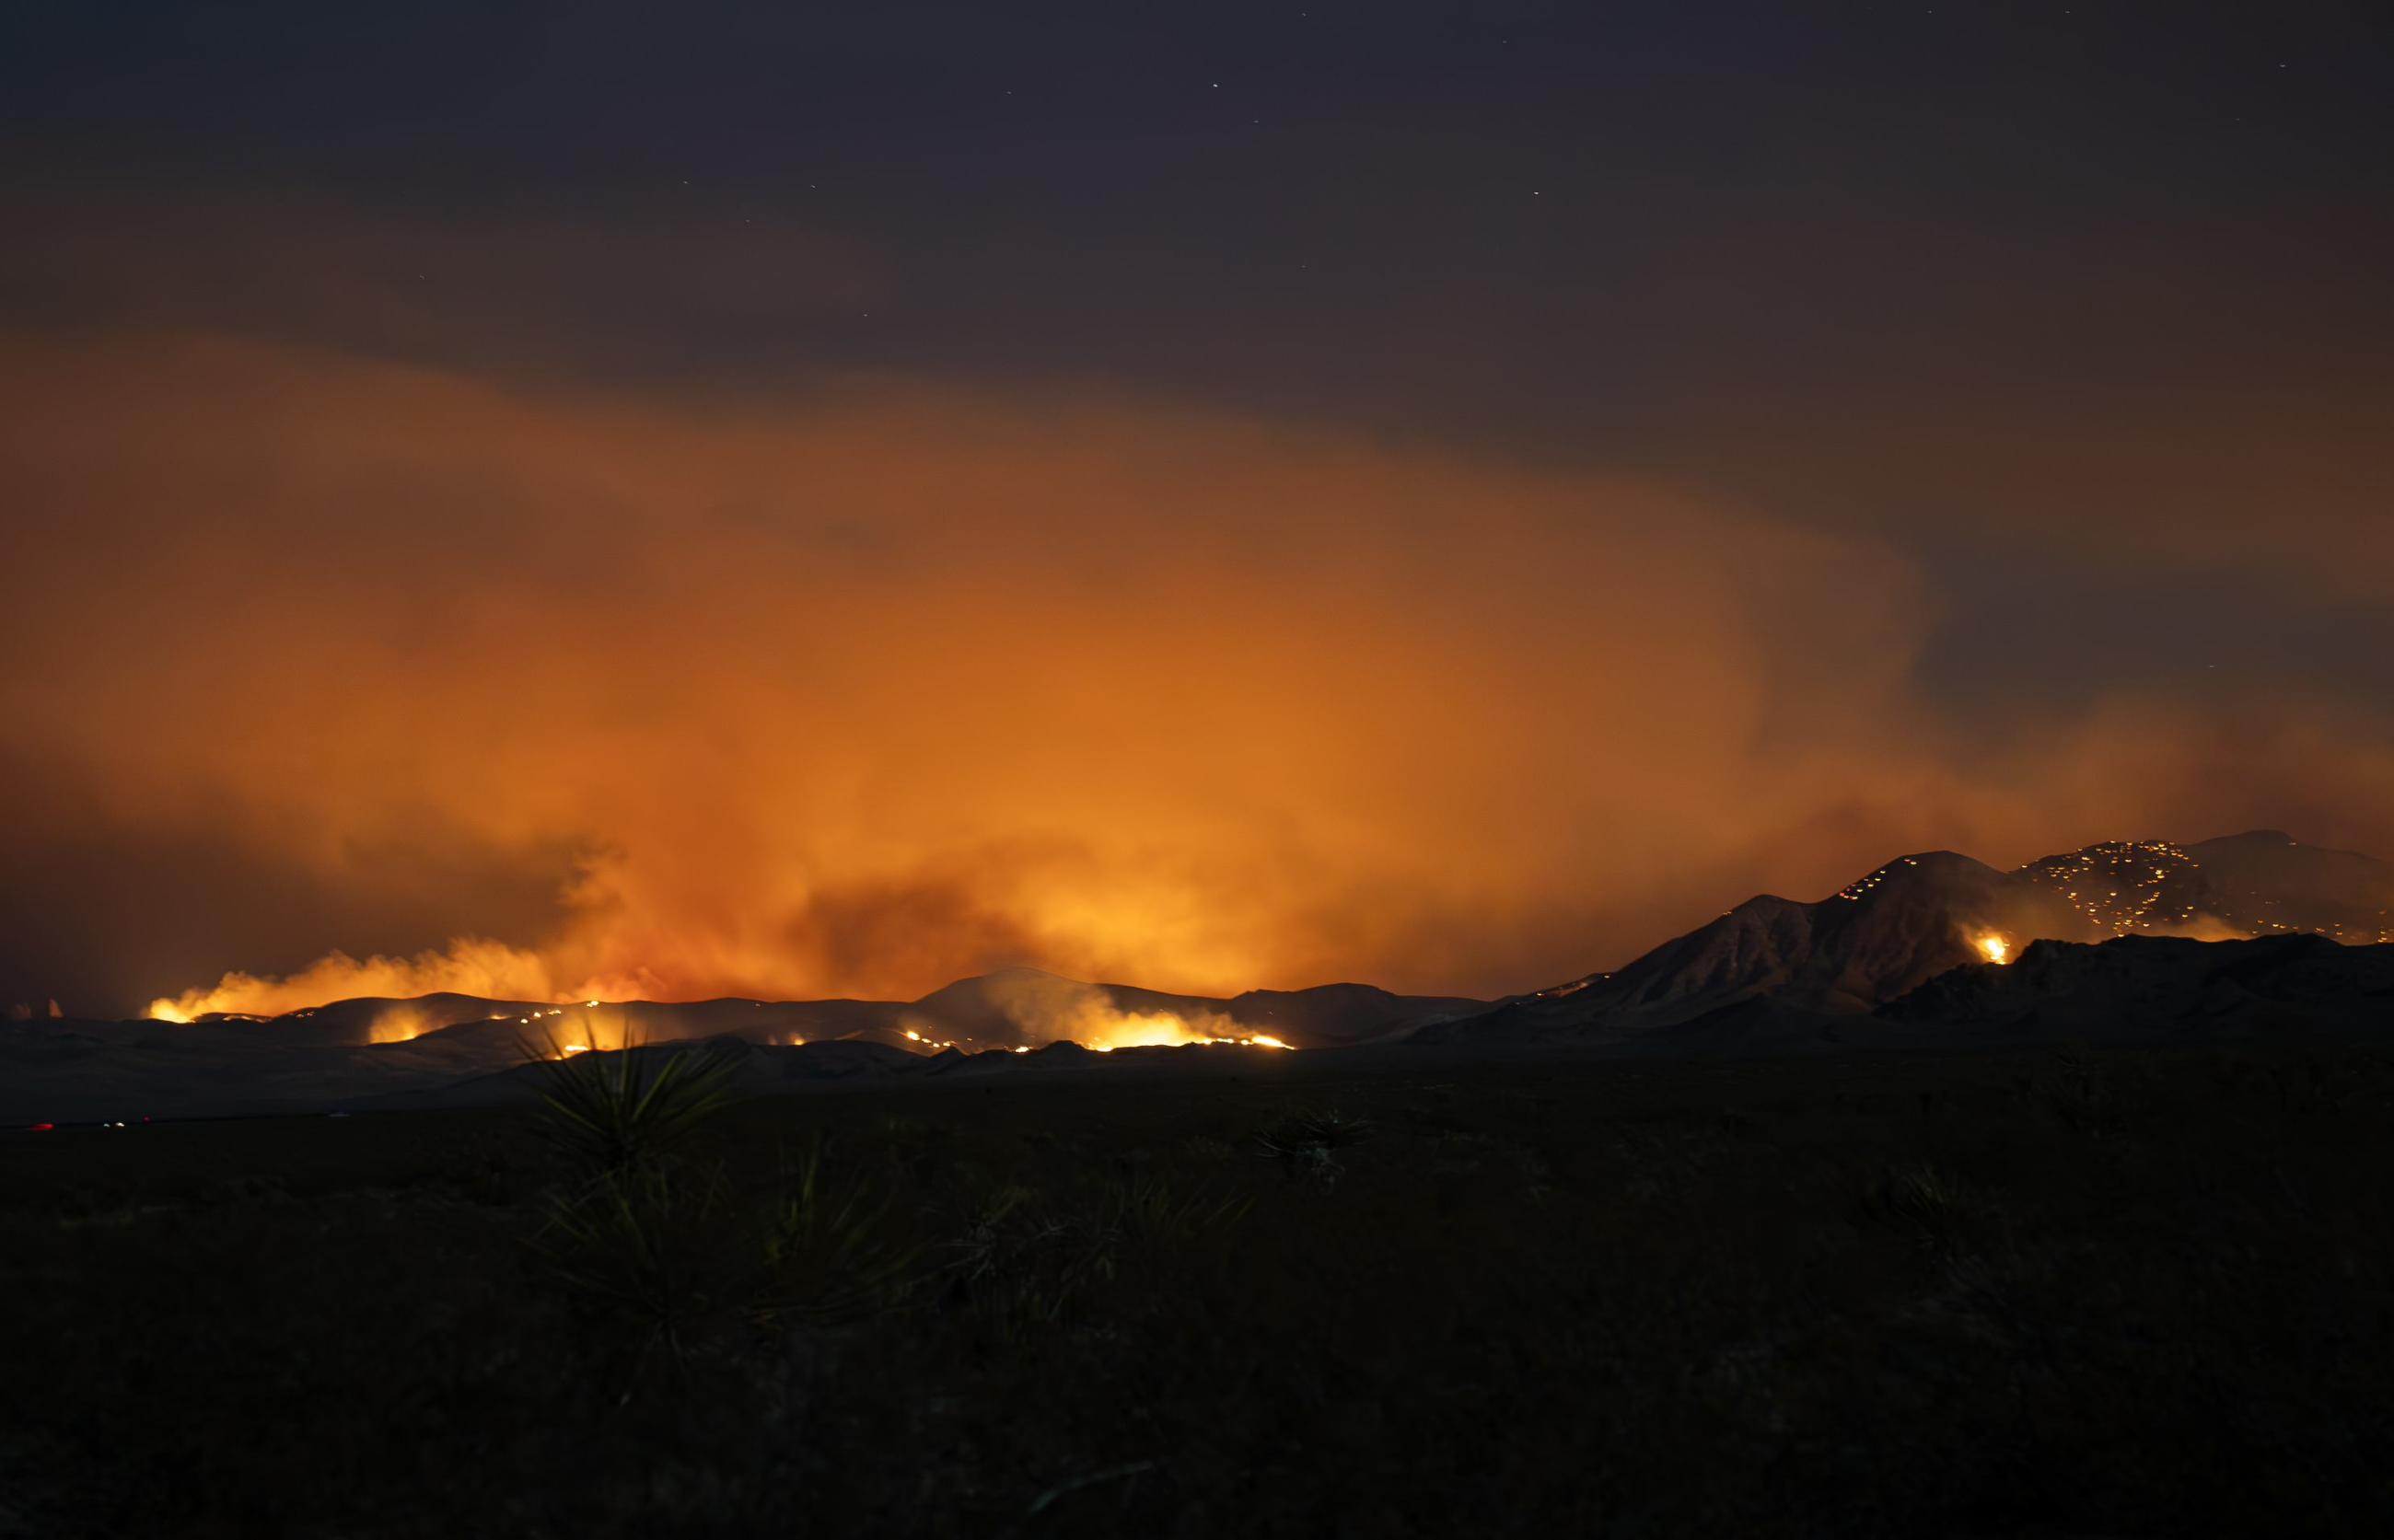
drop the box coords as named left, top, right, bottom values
left=5, top=2, right=2392, bottom=1017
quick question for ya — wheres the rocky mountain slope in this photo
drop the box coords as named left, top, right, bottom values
left=1424, top=831, right=2394, bottom=1044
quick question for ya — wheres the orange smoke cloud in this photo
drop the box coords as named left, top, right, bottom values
left=147, top=942, right=556, bottom=1024
left=6, top=327, right=2394, bottom=1017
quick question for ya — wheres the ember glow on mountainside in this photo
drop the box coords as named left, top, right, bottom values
left=136, top=828, right=2394, bottom=1032
left=113, top=828, right=2394, bottom=1039
left=11, top=829, right=2388, bottom=1127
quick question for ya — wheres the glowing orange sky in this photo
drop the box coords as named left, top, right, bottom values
left=6, top=327, right=2394, bottom=1017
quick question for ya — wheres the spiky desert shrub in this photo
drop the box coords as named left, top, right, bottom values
left=527, top=1163, right=746, bottom=1378
left=752, top=1142, right=918, bottom=1327
left=1864, top=1164, right=1979, bottom=1254
left=1256, top=1107, right=1377, bottom=1186
left=524, top=1032, right=739, bottom=1181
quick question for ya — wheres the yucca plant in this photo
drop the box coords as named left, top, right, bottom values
left=937, top=1186, right=1090, bottom=1340
left=2030, top=1050, right=2124, bottom=1139
left=523, top=1029, right=740, bottom=1181
left=1256, top=1107, right=1377, bottom=1156
left=1257, top=1107, right=1377, bottom=1186
left=752, top=1142, right=920, bottom=1327
left=1087, top=1175, right=1249, bottom=1267
left=943, top=1187, right=1056, bottom=1292
left=528, top=1163, right=744, bottom=1381
left=1864, top=1164, right=1977, bottom=1255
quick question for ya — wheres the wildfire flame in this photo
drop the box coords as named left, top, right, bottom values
left=1976, top=932, right=2013, bottom=966
left=890, top=1003, right=1294, bottom=1055
left=367, top=1003, right=438, bottom=1044
left=142, top=940, right=565, bottom=1025
left=1075, top=1011, right=1294, bottom=1052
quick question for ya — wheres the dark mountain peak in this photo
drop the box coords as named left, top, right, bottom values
left=898, top=968, right=1098, bottom=1045
left=1214, top=981, right=1491, bottom=1044
left=910, top=967, right=1073, bottom=1005
left=1423, top=851, right=2029, bottom=1043
left=1830, top=851, right=2010, bottom=907
left=1897, top=849, right=1994, bottom=872
left=1232, top=981, right=1395, bottom=1007
left=2202, top=828, right=2299, bottom=848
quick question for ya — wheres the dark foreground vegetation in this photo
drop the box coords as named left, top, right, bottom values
left=6, top=1039, right=2393, bottom=1538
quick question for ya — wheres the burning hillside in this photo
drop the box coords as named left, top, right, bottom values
left=1419, top=831, right=2394, bottom=1043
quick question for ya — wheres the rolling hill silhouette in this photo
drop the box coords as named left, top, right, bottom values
left=0, top=969, right=1482, bottom=1122
left=6, top=831, right=2388, bottom=1122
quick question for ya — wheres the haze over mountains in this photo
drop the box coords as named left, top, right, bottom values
left=6, top=832, right=2389, bottom=1123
